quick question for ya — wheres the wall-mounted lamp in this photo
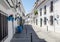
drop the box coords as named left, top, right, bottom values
left=54, top=15, right=59, bottom=21
left=54, top=18, right=59, bottom=24
left=46, top=19, right=48, bottom=21
left=54, top=18, right=57, bottom=21
left=16, top=2, right=21, bottom=8
left=57, top=15, right=59, bottom=18
left=15, top=13, right=20, bottom=20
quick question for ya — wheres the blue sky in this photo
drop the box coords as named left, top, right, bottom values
left=22, top=0, right=36, bottom=14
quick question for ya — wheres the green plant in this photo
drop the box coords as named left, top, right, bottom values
left=34, top=10, right=38, bottom=15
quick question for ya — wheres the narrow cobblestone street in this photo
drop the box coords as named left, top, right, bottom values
left=1, top=0, right=60, bottom=42
left=10, top=24, right=46, bottom=42
left=10, top=24, right=60, bottom=42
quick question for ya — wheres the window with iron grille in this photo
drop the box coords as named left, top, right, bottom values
left=36, top=0, right=39, bottom=2
left=0, top=13, right=8, bottom=41
left=50, top=16, right=53, bottom=25
left=36, top=19, right=38, bottom=25
left=44, top=5, right=46, bottom=14
left=44, top=17, right=46, bottom=25
left=50, top=1, right=53, bottom=12
left=40, top=18, right=42, bottom=27
left=0, top=13, right=2, bottom=41
left=40, top=8, right=42, bottom=16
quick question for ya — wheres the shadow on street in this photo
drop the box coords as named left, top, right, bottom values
left=10, top=24, right=46, bottom=42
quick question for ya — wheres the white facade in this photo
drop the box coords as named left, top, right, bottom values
left=0, top=0, right=15, bottom=42
left=15, top=0, right=25, bottom=26
left=25, top=13, right=31, bottom=24
left=33, top=0, right=60, bottom=33
left=0, top=0, right=25, bottom=42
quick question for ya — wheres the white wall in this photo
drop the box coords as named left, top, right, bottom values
left=0, top=0, right=25, bottom=42
left=0, top=1, right=15, bottom=42
left=53, top=0, right=60, bottom=33
left=37, top=0, right=60, bottom=33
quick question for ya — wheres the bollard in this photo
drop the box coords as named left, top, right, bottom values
left=26, top=28, right=27, bottom=35
left=30, top=33, right=32, bottom=42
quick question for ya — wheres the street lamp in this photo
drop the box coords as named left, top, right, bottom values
left=54, top=15, right=59, bottom=24
left=16, top=2, right=21, bottom=8
left=15, top=13, right=20, bottom=20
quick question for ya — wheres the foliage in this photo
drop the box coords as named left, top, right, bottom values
left=34, top=10, right=38, bottom=15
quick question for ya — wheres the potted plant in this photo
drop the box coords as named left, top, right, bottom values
left=34, top=10, right=38, bottom=15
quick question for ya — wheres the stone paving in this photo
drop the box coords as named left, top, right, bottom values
left=10, top=24, right=60, bottom=42
left=31, top=24, right=60, bottom=42
left=10, top=24, right=46, bottom=42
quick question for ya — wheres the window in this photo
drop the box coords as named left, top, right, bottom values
left=0, top=13, right=8, bottom=41
left=50, top=16, right=53, bottom=25
left=44, top=17, right=46, bottom=25
left=40, top=8, right=42, bottom=16
left=50, top=1, right=53, bottom=12
left=36, top=19, right=38, bottom=25
left=44, top=5, right=46, bottom=14
left=40, top=18, right=42, bottom=27
left=20, top=17, right=22, bottom=26
left=37, top=0, right=39, bottom=2
left=0, top=13, right=2, bottom=41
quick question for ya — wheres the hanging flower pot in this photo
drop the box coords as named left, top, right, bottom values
left=7, top=15, right=14, bottom=21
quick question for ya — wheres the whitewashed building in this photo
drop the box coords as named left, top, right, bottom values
left=0, top=0, right=25, bottom=42
left=25, top=13, right=31, bottom=24
left=33, top=0, right=60, bottom=33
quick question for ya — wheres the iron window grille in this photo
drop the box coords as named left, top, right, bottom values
left=50, top=1, right=53, bottom=12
